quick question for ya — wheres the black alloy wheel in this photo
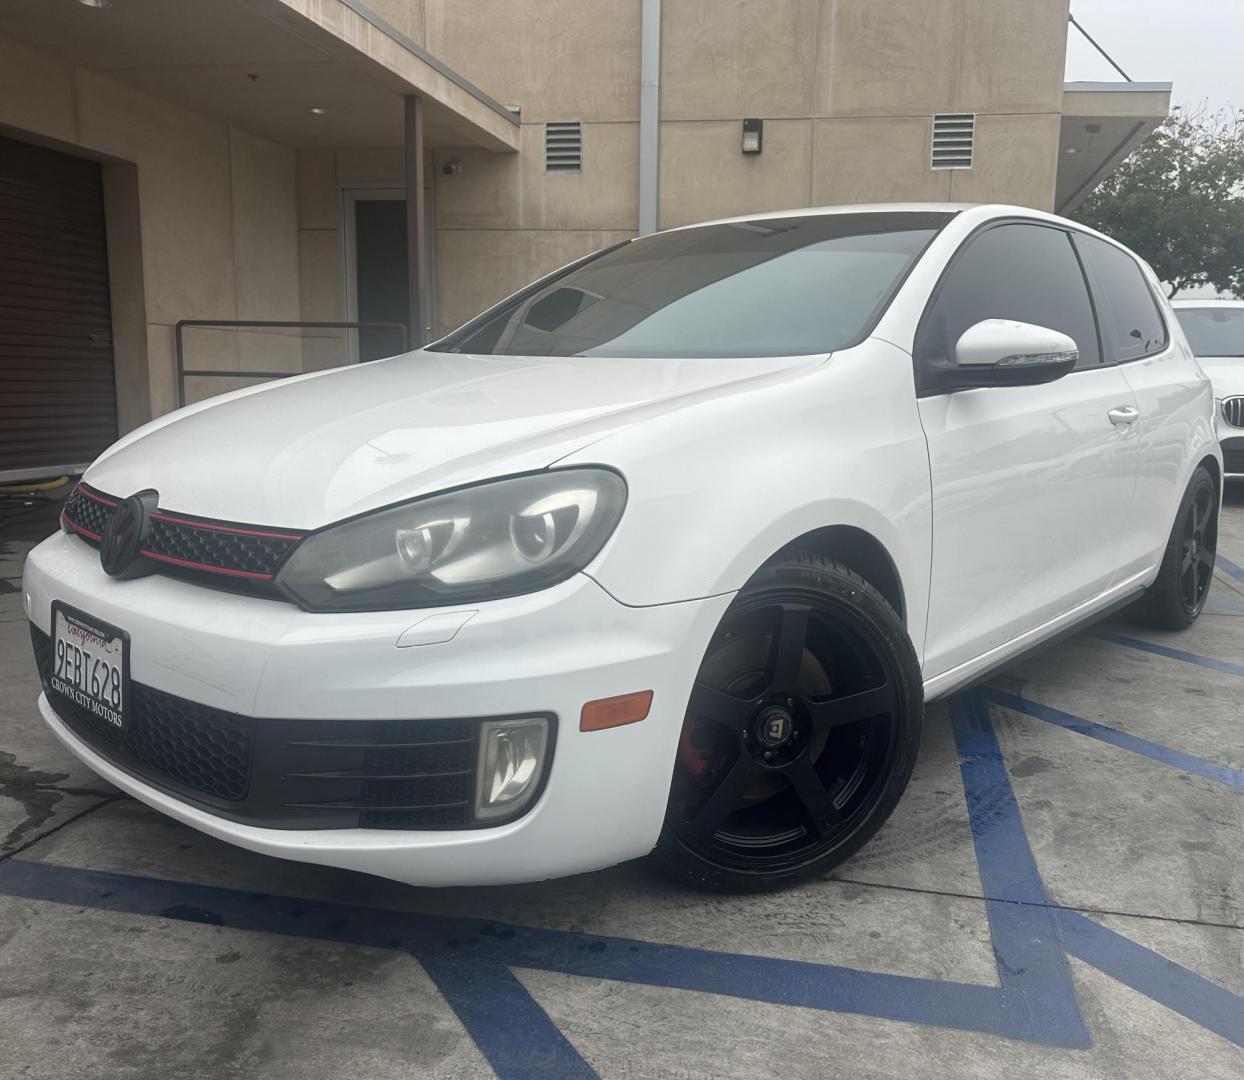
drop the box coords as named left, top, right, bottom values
left=1178, top=482, right=1216, bottom=613
left=1135, top=465, right=1219, bottom=630
left=653, top=553, right=923, bottom=892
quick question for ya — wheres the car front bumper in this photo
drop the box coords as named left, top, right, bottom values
left=1220, top=433, right=1244, bottom=479
left=23, top=531, right=733, bottom=886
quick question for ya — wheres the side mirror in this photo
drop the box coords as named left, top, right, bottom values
left=948, top=319, right=1078, bottom=389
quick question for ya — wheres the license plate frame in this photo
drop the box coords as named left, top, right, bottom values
left=49, top=601, right=131, bottom=732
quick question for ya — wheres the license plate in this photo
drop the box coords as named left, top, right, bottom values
left=50, top=602, right=130, bottom=731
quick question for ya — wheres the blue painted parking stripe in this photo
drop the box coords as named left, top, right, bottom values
left=1216, top=554, right=1244, bottom=584
left=420, top=953, right=597, bottom=1079
left=504, top=926, right=1083, bottom=1045
left=986, top=690, right=1244, bottom=791
left=0, top=855, right=1093, bottom=1049
left=1056, top=910, right=1244, bottom=1050
left=1205, top=597, right=1244, bottom=615
left=1092, top=631, right=1244, bottom=679
left=950, top=692, right=1090, bottom=1045
left=951, top=692, right=1049, bottom=907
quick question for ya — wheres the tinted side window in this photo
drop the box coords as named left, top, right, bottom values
left=916, top=223, right=1101, bottom=375
left=1074, top=234, right=1167, bottom=362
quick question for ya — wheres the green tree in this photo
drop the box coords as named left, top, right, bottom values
left=1073, top=108, right=1244, bottom=298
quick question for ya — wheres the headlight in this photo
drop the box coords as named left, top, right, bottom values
left=277, top=468, right=626, bottom=611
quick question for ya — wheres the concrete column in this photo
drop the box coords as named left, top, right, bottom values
left=404, top=94, right=428, bottom=347
left=638, top=0, right=661, bottom=235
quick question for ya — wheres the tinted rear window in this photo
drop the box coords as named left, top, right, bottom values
left=429, top=212, right=951, bottom=359
left=1074, top=234, right=1167, bottom=362
left=1174, top=306, right=1244, bottom=357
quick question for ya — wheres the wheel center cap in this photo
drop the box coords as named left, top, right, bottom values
left=753, top=706, right=794, bottom=749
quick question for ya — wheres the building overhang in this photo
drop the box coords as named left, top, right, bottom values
left=2, top=0, right=519, bottom=152
left=1056, top=81, right=1172, bottom=215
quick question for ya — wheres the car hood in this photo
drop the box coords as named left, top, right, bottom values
left=1198, top=356, right=1244, bottom=400
left=86, top=350, right=822, bottom=528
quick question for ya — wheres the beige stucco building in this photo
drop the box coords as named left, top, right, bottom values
left=0, top=0, right=1170, bottom=480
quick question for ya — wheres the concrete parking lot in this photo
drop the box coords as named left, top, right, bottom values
left=2, top=488, right=1242, bottom=1079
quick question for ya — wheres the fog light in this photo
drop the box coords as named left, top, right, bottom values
left=474, top=717, right=549, bottom=822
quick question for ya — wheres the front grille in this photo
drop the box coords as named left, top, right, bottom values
left=1223, top=436, right=1244, bottom=476
left=31, top=625, right=548, bottom=830
left=61, top=483, right=303, bottom=583
left=143, top=517, right=296, bottom=577
left=1223, top=397, right=1244, bottom=429
left=61, top=484, right=111, bottom=538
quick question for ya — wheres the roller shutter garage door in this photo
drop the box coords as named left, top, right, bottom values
left=1, top=136, right=118, bottom=481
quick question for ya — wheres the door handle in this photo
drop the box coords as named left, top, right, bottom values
left=1107, top=405, right=1140, bottom=426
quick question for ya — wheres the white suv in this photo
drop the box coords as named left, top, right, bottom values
left=1172, top=299, right=1244, bottom=480
left=24, top=203, right=1221, bottom=892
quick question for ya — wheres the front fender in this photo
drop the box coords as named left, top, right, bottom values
left=570, top=341, right=932, bottom=658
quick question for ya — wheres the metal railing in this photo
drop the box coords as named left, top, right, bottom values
left=174, top=320, right=409, bottom=407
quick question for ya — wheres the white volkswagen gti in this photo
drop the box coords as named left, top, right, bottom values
left=25, top=203, right=1222, bottom=892
left=1172, top=299, right=1244, bottom=480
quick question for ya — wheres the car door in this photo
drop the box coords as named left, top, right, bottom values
left=915, top=221, right=1141, bottom=680
left=1072, top=232, right=1202, bottom=580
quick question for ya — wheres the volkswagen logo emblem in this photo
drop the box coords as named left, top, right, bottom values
left=100, top=490, right=159, bottom=577
left=753, top=705, right=794, bottom=749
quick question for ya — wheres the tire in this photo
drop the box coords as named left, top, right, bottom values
left=652, top=552, right=924, bottom=893
left=1134, top=465, right=1218, bottom=630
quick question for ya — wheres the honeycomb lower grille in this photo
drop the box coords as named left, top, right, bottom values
left=29, top=625, right=534, bottom=831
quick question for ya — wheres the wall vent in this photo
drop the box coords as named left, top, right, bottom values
left=931, top=113, right=975, bottom=169
left=545, top=122, right=582, bottom=172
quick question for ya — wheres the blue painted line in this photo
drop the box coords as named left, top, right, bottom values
left=951, top=692, right=1050, bottom=908
left=510, top=929, right=1078, bottom=1045
left=949, top=692, right=1090, bottom=1046
left=1057, top=910, right=1244, bottom=1050
left=0, top=856, right=1091, bottom=1049
left=986, top=690, right=1244, bottom=791
left=1216, top=554, right=1244, bottom=585
left=420, top=953, right=597, bottom=1079
left=1092, top=631, right=1244, bottom=679
left=1205, top=597, right=1244, bottom=615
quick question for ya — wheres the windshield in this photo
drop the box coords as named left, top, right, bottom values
left=1175, top=306, right=1244, bottom=357
left=428, top=211, right=951, bottom=359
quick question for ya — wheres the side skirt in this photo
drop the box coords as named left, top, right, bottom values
left=922, top=577, right=1148, bottom=703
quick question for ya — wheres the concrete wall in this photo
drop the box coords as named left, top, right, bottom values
left=420, top=0, right=641, bottom=333
left=294, top=146, right=409, bottom=367
left=0, top=34, right=303, bottom=421
left=409, top=0, right=1069, bottom=329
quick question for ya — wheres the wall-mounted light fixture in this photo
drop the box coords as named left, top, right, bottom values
left=741, top=118, right=763, bottom=155
left=77, top=0, right=112, bottom=8
left=441, top=159, right=463, bottom=176
left=309, top=106, right=329, bottom=116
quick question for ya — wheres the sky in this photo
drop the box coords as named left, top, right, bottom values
left=1064, top=0, right=1244, bottom=113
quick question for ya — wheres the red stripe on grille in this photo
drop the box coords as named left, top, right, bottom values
left=147, top=511, right=303, bottom=541
left=62, top=515, right=101, bottom=542
left=137, top=549, right=276, bottom=581
left=78, top=485, right=117, bottom=507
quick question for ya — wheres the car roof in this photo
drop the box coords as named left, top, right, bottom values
left=660, top=202, right=1121, bottom=243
